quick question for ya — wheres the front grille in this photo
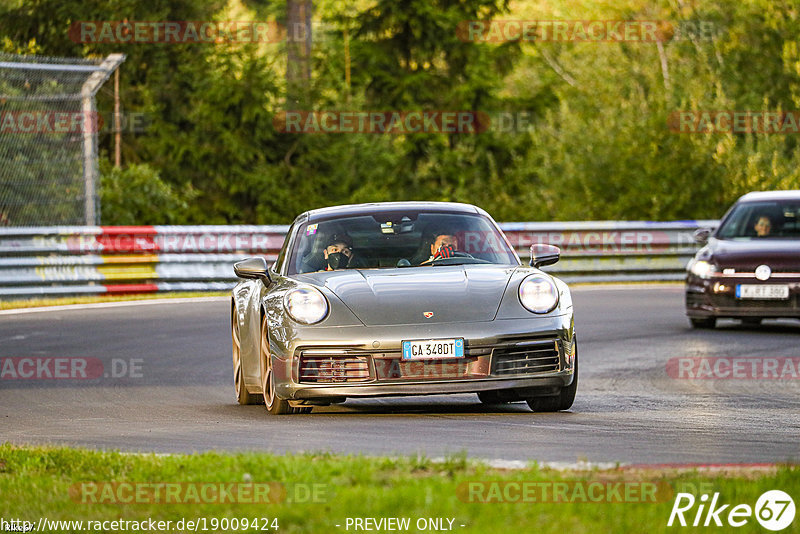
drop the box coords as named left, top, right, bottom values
left=299, top=356, right=371, bottom=383
left=712, top=294, right=799, bottom=310
left=491, top=339, right=560, bottom=376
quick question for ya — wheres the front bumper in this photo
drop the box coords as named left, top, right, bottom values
left=686, top=274, right=800, bottom=319
left=270, top=315, right=575, bottom=401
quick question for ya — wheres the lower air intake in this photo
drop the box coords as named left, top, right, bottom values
left=299, top=355, right=371, bottom=383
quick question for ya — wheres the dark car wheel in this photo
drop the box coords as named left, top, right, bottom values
left=689, top=317, right=717, bottom=329
left=526, top=348, right=578, bottom=412
left=260, top=317, right=311, bottom=415
left=232, top=314, right=261, bottom=405
left=477, top=391, right=510, bottom=404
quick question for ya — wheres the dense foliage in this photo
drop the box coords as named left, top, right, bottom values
left=1, top=0, right=799, bottom=224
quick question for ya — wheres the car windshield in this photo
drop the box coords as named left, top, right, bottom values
left=717, top=200, right=800, bottom=239
left=287, top=210, right=519, bottom=274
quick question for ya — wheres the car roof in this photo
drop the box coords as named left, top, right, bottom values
left=738, top=190, right=800, bottom=202
left=296, top=201, right=483, bottom=223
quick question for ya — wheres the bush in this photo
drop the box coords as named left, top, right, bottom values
left=99, top=161, right=195, bottom=225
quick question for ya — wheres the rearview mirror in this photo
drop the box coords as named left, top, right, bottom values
left=693, top=228, right=712, bottom=245
left=530, top=244, right=560, bottom=268
left=233, top=257, right=272, bottom=284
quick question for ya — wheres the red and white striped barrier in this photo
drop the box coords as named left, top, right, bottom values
left=0, top=221, right=714, bottom=298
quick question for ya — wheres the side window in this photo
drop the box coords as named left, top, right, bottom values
left=273, top=226, right=293, bottom=274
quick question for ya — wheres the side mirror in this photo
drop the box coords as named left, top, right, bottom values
left=233, top=257, right=272, bottom=284
left=693, top=228, right=712, bottom=245
left=530, top=244, right=560, bottom=268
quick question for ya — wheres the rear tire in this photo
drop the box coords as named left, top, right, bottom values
left=526, top=346, right=578, bottom=412
left=690, top=317, right=716, bottom=329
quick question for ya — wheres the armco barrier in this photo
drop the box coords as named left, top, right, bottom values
left=0, top=221, right=717, bottom=298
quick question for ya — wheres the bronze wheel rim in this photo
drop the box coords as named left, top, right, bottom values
left=232, top=319, right=244, bottom=398
left=260, top=318, right=276, bottom=409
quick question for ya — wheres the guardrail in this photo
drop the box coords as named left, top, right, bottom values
left=0, top=221, right=717, bottom=298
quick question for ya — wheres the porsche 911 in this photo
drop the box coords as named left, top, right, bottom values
left=230, top=202, right=577, bottom=414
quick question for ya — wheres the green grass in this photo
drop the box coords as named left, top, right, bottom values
left=0, top=444, right=796, bottom=533
left=0, top=292, right=228, bottom=310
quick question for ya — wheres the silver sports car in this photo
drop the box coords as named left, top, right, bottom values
left=231, top=202, right=577, bottom=414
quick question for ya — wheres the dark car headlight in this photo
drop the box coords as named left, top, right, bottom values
left=519, top=274, right=559, bottom=314
left=689, top=259, right=717, bottom=279
left=283, top=287, right=329, bottom=324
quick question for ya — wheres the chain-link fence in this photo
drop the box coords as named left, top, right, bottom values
left=0, top=53, right=124, bottom=226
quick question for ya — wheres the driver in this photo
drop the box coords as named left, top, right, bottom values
left=420, top=233, right=459, bottom=265
left=323, top=233, right=354, bottom=270
left=754, top=215, right=773, bottom=237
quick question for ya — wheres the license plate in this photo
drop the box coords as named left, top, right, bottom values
left=402, top=338, right=464, bottom=360
left=736, top=284, right=790, bottom=300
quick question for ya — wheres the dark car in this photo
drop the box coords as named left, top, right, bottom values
left=230, top=202, right=577, bottom=414
left=686, top=190, right=800, bottom=328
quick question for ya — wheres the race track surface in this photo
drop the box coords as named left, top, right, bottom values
left=1, top=285, right=799, bottom=464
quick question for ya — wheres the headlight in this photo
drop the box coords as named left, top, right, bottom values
left=689, top=260, right=716, bottom=279
left=519, top=274, right=559, bottom=314
left=283, top=287, right=329, bottom=324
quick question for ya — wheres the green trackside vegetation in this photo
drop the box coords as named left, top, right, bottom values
left=0, top=444, right=797, bottom=533
left=2, top=0, right=799, bottom=226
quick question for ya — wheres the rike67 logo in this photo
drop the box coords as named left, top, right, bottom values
left=668, top=490, right=795, bottom=531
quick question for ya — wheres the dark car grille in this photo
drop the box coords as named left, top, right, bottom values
left=491, top=339, right=561, bottom=376
left=712, top=294, right=799, bottom=310
left=299, top=356, right=371, bottom=383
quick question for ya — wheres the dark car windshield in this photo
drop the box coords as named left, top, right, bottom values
left=717, top=200, right=800, bottom=239
left=287, top=210, right=519, bottom=274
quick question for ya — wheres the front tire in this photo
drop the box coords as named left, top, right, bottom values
left=259, top=317, right=310, bottom=415
left=690, top=317, right=717, bottom=329
left=232, top=314, right=260, bottom=405
left=526, top=346, right=578, bottom=412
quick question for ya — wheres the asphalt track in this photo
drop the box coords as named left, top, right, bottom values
left=1, top=285, right=799, bottom=464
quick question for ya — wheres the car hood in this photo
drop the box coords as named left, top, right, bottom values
left=707, top=238, right=800, bottom=271
left=295, top=265, right=517, bottom=326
